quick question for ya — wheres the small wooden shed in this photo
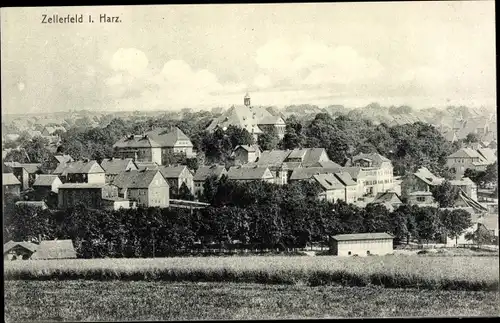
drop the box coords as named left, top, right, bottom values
left=3, top=241, right=38, bottom=260
left=330, top=232, right=394, bottom=256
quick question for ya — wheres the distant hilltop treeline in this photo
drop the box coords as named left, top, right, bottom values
left=2, top=103, right=496, bottom=139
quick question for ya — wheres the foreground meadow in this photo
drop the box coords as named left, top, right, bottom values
left=4, top=280, right=500, bottom=321
left=5, top=254, right=499, bottom=291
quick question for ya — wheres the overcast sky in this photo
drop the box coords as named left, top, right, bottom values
left=1, top=2, right=496, bottom=114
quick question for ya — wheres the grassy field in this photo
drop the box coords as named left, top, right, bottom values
left=4, top=280, right=499, bottom=321
left=5, top=254, right=499, bottom=291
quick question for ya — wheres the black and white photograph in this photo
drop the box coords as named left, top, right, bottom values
left=1, top=2, right=498, bottom=320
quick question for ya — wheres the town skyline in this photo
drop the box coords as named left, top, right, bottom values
left=1, top=2, right=496, bottom=114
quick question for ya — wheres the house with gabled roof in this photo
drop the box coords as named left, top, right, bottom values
left=158, top=165, right=194, bottom=196
left=193, top=165, right=228, bottom=197
left=100, top=158, right=138, bottom=183
left=286, top=148, right=334, bottom=167
left=45, top=154, right=74, bottom=173
left=312, top=173, right=346, bottom=203
left=369, top=191, right=403, bottom=212
left=33, top=174, right=63, bottom=194
left=447, top=147, right=495, bottom=176
left=112, top=169, right=169, bottom=207
left=54, top=160, right=105, bottom=184
left=113, top=126, right=193, bottom=165
left=226, top=165, right=274, bottom=183
left=9, top=163, right=43, bottom=191
left=206, top=93, right=286, bottom=141
left=58, top=183, right=129, bottom=210
left=32, top=174, right=62, bottom=205
left=232, top=145, right=261, bottom=164
left=3, top=172, right=21, bottom=197
left=345, top=153, right=395, bottom=197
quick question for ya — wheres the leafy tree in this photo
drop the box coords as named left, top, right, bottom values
left=415, top=207, right=443, bottom=244
left=464, top=168, right=486, bottom=186
left=258, top=127, right=280, bottom=151
left=483, top=162, right=498, bottom=186
left=464, top=133, right=480, bottom=144
left=21, top=136, right=51, bottom=163
left=225, top=125, right=255, bottom=147
left=280, top=115, right=306, bottom=150
left=431, top=180, right=460, bottom=208
left=440, top=209, right=472, bottom=245
left=201, top=174, right=222, bottom=203
left=465, top=225, right=494, bottom=248
left=4, top=149, right=29, bottom=163
left=362, top=203, right=391, bottom=233
left=186, top=158, right=199, bottom=172
left=177, top=182, right=195, bottom=201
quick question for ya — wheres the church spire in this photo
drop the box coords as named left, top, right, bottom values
left=244, top=92, right=251, bottom=107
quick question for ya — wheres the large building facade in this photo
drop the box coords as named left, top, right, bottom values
left=113, top=127, right=194, bottom=165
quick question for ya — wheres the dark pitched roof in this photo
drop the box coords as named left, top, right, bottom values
left=112, top=169, right=164, bottom=189
left=234, top=144, right=259, bottom=153
left=413, top=167, right=444, bottom=186
left=30, top=240, right=77, bottom=260
left=313, top=173, right=344, bottom=190
left=53, top=154, right=73, bottom=164
left=158, top=165, right=191, bottom=179
left=333, top=172, right=357, bottom=186
left=256, top=150, right=291, bottom=166
left=134, top=161, right=159, bottom=171
left=11, top=163, right=42, bottom=174
left=332, top=232, right=394, bottom=241
left=289, top=167, right=343, bottom=181
left=53, top=160, right=104, bottom=175
left=100, top=158, right=136, bottom=175
left=193, top=165, right=227, bottom=181
left=352, top=153, right=391, bottom=167
left=3, top=173, right=21, bottom=185
left=59, top=183, right=109, bottom=189
left=114, top=127, right=192, bottom=149
left=227, top=166, right=274, bottom=180
left=301, top=148, right=329, bottom=167
left=33, top=175, right=61, bottom=187
left=371, top=191, right=402, bottom=204
left=3, top=241, right=38, bottom=254
left=448, top=148, right=482, bottom=159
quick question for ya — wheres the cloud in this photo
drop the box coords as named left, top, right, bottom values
left=110, top=48, right=149, bottom=77
left=104, top=49, right=247, bottom=109
left=253, top=40, right=385, bottom=90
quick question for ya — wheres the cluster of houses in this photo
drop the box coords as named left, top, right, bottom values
left=2, top=95, right=498, bottom=258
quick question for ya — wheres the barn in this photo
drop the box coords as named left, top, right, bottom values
left=330, top=232, right=394, bottom=256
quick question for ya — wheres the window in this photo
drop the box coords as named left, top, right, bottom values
left=417, top=196, right=426, bottom=202
left=348, top=251, right=351, bottom=256
left=367, top=250, right=370, bottom=255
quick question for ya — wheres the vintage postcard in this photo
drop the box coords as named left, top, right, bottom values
left=2, top=2, right=498, bottom=321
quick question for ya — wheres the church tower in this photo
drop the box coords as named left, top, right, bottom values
left=244, top=93, right=251, bottom=107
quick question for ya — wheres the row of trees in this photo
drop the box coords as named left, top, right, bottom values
left=4, top=179, right=480, bottom=258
